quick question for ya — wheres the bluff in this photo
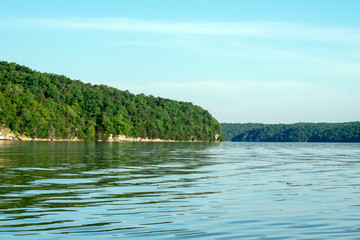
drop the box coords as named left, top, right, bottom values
left=0, top=61, right=222, bottom=141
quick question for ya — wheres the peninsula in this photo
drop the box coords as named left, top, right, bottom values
left=0, top=61, right=222, bottom=142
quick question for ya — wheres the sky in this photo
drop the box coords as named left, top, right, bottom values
left=1, top=0, right=360, bottom=123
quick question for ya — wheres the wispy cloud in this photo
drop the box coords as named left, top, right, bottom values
left=113, top=79, right=359, bottom=123
left=21, top=18, right=287, bottom=36
left=3, top=17, right=360, bottom=43
left=4, top=16, right=357, bottom=83
left=116, top=80, right=311, bottom=102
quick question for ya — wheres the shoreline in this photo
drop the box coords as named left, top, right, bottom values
left=0, top=128, right=220, bottom=143
left=0, top=138, right=210, bottom=143
left=0, top=133, right=211, bottom=143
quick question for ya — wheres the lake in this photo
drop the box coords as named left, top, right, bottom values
left=1, top=141, right=360, bottom=239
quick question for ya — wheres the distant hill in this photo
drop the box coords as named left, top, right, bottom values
left=0, top=61, right=222, bottom=141
left=221, top=122, right=360, bottom=142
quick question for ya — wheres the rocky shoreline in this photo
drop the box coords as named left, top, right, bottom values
left=0, top=129, right=204, bottom=142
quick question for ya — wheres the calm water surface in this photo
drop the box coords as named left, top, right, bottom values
left=0, top=141, right=360, bottom=239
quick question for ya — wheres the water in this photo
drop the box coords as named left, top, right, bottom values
left=1, top=141, right=360, bottom=239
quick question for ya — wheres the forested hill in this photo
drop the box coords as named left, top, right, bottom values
left=0, top=61, right=222, bottom=141
left=221, top=122, right=360, bottom=142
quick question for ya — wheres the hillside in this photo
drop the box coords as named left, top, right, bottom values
left=221, top=122, right=360, bottom=142
left=0, top=61, right=222, bottom=141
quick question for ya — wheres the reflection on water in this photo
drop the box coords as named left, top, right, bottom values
left=1, top=141, right=360, bottom=239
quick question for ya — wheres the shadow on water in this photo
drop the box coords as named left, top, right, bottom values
left=0, top=141, right=220, bottom=235
left=0, top=141, right=217, bottom=167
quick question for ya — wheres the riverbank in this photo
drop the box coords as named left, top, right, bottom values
left=0, top=128, right=207, bottom=142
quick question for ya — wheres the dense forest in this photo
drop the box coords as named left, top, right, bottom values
left=0, top=61, right=222, bottom=141
left=221, top=122, right=360, bottom=142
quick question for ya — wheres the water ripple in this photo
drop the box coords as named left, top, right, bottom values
left=1, top=142, right=360, bottom=239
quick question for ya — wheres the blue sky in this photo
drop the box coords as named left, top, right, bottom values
left=1, top=0, right=360, bottom=123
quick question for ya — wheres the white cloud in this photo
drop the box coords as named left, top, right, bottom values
left=113, top=80, right=360, bottom=123
left=3, top=17, right=360, bottom=43
left=27, top=18, right=288, bottom=36
left=116, top=80, right=309, bottom=98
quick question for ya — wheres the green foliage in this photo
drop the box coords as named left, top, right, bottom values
left=0, top=61, right=222, bottom=141
left=221, top=122, right=360, bottom=142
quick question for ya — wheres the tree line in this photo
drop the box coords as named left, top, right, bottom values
left=0, top=61, right=222, bottom=141
left=221, top=122, right=360, bottom=142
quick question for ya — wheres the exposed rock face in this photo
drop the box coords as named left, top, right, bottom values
left=0, top=128, right=18, bottom=141
left=108, top=134, right=176, bottom=142
left=215, top=133, right=221, bottom=141
left=1, top=130, right=182, bottom=142
left=0, top=129, right=215, bottom=142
